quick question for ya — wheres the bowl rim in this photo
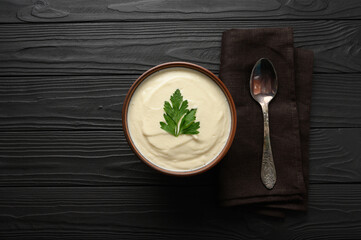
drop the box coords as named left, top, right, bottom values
left=122, top=62, right=237, bottom=176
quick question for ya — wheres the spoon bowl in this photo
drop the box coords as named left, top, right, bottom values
left=250, top=58, right=278, bottom=103
left=250, top=58, right=278, bottom=189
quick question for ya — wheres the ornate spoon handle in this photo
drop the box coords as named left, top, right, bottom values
left=261, top=103, right=276, bottom=189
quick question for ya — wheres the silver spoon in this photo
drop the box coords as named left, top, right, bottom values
left=250, top=58, right=278, bottom=189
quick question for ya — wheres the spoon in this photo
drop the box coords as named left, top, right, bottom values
left=250, top=58, right=278, bottom=189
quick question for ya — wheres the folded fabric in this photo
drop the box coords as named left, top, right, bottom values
left=218, top=27, right=314, bottom=217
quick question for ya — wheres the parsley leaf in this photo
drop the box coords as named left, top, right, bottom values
left=160, top=89, right=200, bottom=137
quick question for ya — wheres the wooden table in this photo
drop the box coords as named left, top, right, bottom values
left=1, top=0, right=361, bottom=239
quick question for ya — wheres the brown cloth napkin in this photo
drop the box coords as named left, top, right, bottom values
left=218, top=27, right=314, bottom=217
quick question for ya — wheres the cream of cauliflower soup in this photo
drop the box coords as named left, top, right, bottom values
left=127, top=67, right=231, bottom=171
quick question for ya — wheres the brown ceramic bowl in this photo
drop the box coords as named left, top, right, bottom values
left=122, top=62, right=237, bottom=176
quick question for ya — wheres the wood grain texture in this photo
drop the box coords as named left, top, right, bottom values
left=0, top=21, right=361, bottom=75
left=0, top=184, right=360, bottom=239
left=0, top=130, right=216, bottom=186
left=1, top=0, right=361, bottom=23
left=0, top=129, right=359, bottom=186
left=1, top=74, right=361, bottom=131
left=0, top=75, right=132, bottom=130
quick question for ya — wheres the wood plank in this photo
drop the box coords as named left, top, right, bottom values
left=1, top=0, right=361, bottom=23
left=1, top=74, right=360, bottom=130
left=0, top=75, right=132, bottom=130
left=0, top=129, right=359, bottom=186
left=0, top=21, right=361, bottom=75
left=310, top=74, right=361, bottom=128
left=0, top=184, right=360, bottom=239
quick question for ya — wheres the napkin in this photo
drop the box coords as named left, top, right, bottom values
left=218, top=27, right=313, bottom=217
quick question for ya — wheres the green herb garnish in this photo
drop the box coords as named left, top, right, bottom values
left=160, top=89, right=200, bottom=137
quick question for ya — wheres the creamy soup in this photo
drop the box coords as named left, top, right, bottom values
left=127, top=67, right=231, bottom=171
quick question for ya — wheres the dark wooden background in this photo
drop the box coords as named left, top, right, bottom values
left=1, top=0, right=361, bottom=239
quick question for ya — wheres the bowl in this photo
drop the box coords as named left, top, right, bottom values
left=122, top=62, right=236, bottom=176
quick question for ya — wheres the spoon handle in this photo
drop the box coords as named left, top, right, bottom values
left=261, top=103, right=276, bottom=189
